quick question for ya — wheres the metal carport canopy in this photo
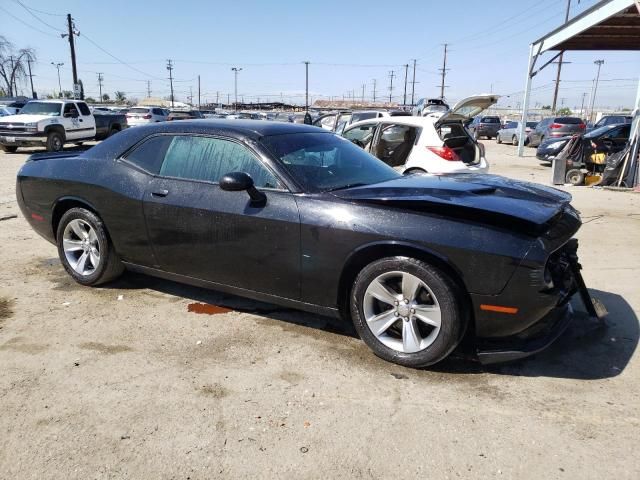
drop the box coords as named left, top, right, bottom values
left=517, top=0, right=640, bottom=156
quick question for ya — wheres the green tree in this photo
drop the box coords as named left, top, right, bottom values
left=541, top=105, right=552, bottom=110
left=102, top=93, right=110, bottom=102
left=114, top=91, right=126, bottom=103
left=85, top=97, right=96, bottom=104
left=60, top=90, right=73, bottom=98
left=556, top=107, right=573, bottom=116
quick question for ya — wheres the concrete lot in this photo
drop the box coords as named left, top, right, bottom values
left=0, top=140, right=638, bottom=479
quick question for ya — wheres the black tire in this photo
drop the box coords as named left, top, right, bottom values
left=107, top=126, right=120, bottom=138
left=512, top=135, right=518, bottom=146
left=1, top=145, right=18, bottom=153
left=46, top=130, right=64, bottom=152
left=496, top=134, right=502, bottom=144
left=565, top=169, right=585, bottom=186
left=56, top=207, right=124, bottom=286
left=350, top=256, right=466, bottom=368
left=403, top=167, right=427, bottom=175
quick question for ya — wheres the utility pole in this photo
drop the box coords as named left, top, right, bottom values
left=551, top=0, right=572, bottom=113
left=27, top=57, right=36, bottom=99
left=589, top=60, right=605, bottom=122
left=9, top=56, right=16, bottom=96
left=216, top=91, right=219, bottom=106
left=361, top=83, right=366, bottom=103
left=410, top=59, right=417, bottom=106
left=388, top=70, right=395, bottom=103
left=189, top=86, right=193, bottom=106
left=227, top=93, right=230, bottom=106
left=51, top=62, right=64, bottom=97
left=198, top=75, right=201, bottom=110
left=439, top=44, right=449, bottom=100
left=97, top=73, right=104, bottom=102
left=303, top=61, right=310, bottom=111
left=146, top=80, right=151, bottom=98
left=66, top=14, right=78, bottom=96
left=166, top=59, right=174, bottom=107
left=372, top=79, right=377, bottom=103
left=580, top=92, right=587, bottom=117
left=402, top=63, right=409, bottom=106
left=231, top=67, right=242, bottom=112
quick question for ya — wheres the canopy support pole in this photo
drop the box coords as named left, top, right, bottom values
left=517, top=44, right=535, bottom=157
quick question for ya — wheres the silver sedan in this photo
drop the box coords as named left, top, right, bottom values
left=496, top=121, right=538, bottom=145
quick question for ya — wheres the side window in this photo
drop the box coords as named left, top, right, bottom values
left=124, top=135, right=175, bottom=174
left=77, top=102, right=91, bottom=116
left=159, top=136, right=283, bottom=189
left=343, top=124, right=376, bottom=148
left=63, top=103, right=78, bottom=116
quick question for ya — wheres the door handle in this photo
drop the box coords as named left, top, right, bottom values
left=151, top=189, right=169, bottom=197
left=79, top=118, right=83, bottom=122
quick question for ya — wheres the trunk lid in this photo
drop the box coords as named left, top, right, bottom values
left=435, top=94, right=500, bottom=128
left=331, top=174, right=573, bottom=234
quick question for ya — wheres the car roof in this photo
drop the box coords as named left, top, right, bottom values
left=347, top=116, right=438, bottom=130
left=129, top=119, right=326, bottom=138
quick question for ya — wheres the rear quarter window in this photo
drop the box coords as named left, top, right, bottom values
left=77, top=102, right=91, bottom=116
left=123, top=135, right=174, bottom=174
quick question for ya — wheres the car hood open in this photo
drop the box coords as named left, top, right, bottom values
left=331, top=174, right=573, bottom=234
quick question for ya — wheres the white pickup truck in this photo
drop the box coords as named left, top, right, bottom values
left=0, top=99, right=126, bottom=153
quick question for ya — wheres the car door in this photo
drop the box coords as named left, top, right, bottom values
left=342, top=122, right=377, bottom=153
left=76, top=102, right=97, bottom=138
left=62, top=103, right=82, bottom=140
left=371, top=123, right=418, bottom=167
left=142, top=133, right=301, bottom=299
left=606, top=124, right=631, bottom=152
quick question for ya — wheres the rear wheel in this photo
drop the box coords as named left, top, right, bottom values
left=107, top=126, right=120, bottom=137
left=1, top=145, right=18, bottom=153
left=46, top=131, right=64, bottom=152
left=56, top=207, right=124, bottom=286
left=565, top=169, right=585, bottom=186
left=512, top=135, right=518, bottom=146
left=350, top=257, right=465, bottom=368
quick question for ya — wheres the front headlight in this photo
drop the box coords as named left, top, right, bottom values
left=25, top=122, right=38, bottom=130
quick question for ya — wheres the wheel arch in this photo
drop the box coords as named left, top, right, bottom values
left=51, top=196, right=100, bottom=240
left=337, top=241, right=472, bottom=323
left=43, top=124, right=66, bottom=139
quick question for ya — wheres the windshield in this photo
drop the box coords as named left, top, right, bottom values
left=261, top=132, right=400, bottom=192
left=19, top=102, right=61, bottom=116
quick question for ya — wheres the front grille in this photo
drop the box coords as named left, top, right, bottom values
left=0, top=128, right=28, bottom=133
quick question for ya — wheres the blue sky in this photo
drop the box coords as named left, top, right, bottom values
left=2, top=0, right=638, bottom=109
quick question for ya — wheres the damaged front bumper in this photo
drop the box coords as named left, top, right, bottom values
left=473, top=238, right=607, bottom=365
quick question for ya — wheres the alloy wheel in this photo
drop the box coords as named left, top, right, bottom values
left=62, top=219, right=101, bottom=276
left=363, top=271, right=441, bottom=353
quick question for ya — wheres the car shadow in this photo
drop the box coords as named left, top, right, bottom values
left=101, top=276, right=637, bottom=380
left=101, top=271, right=358, bottom=338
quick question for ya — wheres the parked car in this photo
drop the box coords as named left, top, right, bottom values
left=0, top=106, right=15, bottom=117
left=16, top=119, right=595, bottom=367
left=467, top=115, right=501, bottom=140
left=588, top=114, right=632, bottom=132
left=0, top=99, right=125, bottom=153
left=496, top=121, right=538, bottom=145
left=313, top=111, right=352, bottom=134
left=527, top=116, right=586, bottom=147
left=536, top=123, right=631, bottom=162
left=167, top=110, right=204, bottom=121
left=343, top=94, right=497, bottom=174
left=126, top=106, right=169, bottom=126
left=412, top=98, right=450, bottom=117
left=348, top=110, right=410, bottom=125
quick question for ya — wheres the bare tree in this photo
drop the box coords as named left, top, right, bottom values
left=0, top=36, right=36, bottom=97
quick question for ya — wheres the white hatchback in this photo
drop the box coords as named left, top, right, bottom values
left=342, top=94, right=498, bottom=175
left=126, top=107, right=168, bottom=126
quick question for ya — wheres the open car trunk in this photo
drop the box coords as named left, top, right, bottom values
left=437, top=121, right=479, bottom=164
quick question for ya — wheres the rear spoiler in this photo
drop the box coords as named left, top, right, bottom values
left=26, top=151, right=80, bottom=162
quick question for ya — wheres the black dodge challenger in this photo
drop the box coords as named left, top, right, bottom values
left=16, top=120, right=599, bottom=367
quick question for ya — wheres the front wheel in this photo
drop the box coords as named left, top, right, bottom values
left=496, top=134, right=502, bottom=144
left=565, top=169, right=585, bottom=186
left=350, top=257, right=465, bottom=368
left=512, top=135, right=518, bottom=146
left=56, top=207, right=124, bottom=286
left=403, top=167, right=427, bottom=175
left=46, top=131, right=64, bottom=152
left=1, top=145, right=18, bottom=153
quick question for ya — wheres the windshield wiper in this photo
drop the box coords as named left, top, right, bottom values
left=326, top=183, right=368, bottom=192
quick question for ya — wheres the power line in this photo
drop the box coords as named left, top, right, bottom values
left=13, top=0, right=64, bottom=33
left=0, top=5, right=59, bottom=38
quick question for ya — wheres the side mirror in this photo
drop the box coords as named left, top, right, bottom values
left=219, top=171, right=266, bottom=206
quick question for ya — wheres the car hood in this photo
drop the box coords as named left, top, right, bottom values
left=0, top=113, right=53, bottom=124
left=331, top=174, right=573, bottom=234
left=540, top=136, right=572, bottom=148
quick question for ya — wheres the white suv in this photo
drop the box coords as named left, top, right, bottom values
left=343, top=94, right=498, bottom=175
left=126, top=107, right=168, bottom=126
